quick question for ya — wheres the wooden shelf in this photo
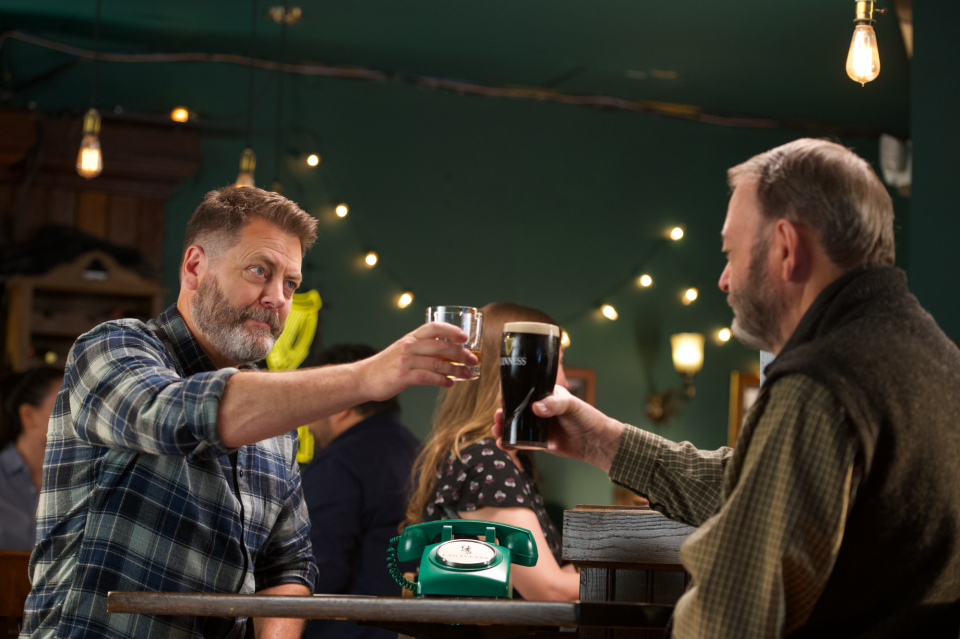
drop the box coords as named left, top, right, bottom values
left=5, top=250, right=166, bottom=371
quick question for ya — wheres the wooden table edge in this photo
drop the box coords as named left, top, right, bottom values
left=106, top=593, right=672, bottom=628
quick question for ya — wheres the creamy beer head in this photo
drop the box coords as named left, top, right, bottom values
left=502, top=322, right=561, bottom=337
left=500, top=322, right=561, bottom=448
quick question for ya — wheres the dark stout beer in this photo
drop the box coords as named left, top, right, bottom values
left=500, top=322, right=561, bottom=448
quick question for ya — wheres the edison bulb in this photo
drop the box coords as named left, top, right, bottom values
left=670, top=227, right=684, bottom=241
left=398, top=292, right=413, bottom=308
left=76, top=108, right=103, bottom=179
left=561, top=330, right=571, bottom=349
left=170, top=107, right=190, bottom=123
left=307, top=154, right=320, bottom=167
left=365, top=252, right=378, bottom=267
left=638, top=274, right=653, bottom=287
left=718, top=328, right=731, bottom=342
left=601, top=305, right=618, bottom=320
left=336, top=204, right=349, bottom=218
left=846, top=24, right=880, bottom=85
left=682, top=288, right=698, bottom=305
left=76, top=135, right=103, bottom=179
left=235, top=148, right=257, bottom=188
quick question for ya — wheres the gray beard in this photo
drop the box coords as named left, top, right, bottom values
left=728, top=232, right=786, bottom=353
left=192, top=276, right=282, bottom=365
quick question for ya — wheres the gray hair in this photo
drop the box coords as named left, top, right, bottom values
left=727, top=138, right=895, bottom=269
left=182, top=186, right=318, bottom=265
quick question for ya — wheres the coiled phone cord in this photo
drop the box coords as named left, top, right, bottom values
left=387, top=536, right=417, bottom=592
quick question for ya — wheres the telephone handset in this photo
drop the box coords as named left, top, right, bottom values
left=387, top=520, right=538, bottom=598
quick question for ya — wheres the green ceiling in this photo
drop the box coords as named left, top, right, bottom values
left=1, top=0, right=910, bottom=135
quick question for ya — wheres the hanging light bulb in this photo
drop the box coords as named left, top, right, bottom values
left=638, top=274, right=653, bottom=287
left=561, top=330, right=571, bottom=349
left=336, top=204, right=349, bottom=218
left=76, top=109, right=103, bottom=179
left=235, top=148, right=256, bottom=188
left=365, top=252, right=378, bottom=267
left=601, top=305, right=618, bottom=320
left=398, top=292, right=414, bottom=308
left=846, top=1, right=883, bottom=86
left=718, top=328, right=732, bottom=343
left=670, top=227, right=684, bottom=241
left=682, top=288, right=698, bottom=305
left=306, top=154, right=320, bottom=167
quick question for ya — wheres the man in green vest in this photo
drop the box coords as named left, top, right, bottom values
left=497, top=138, right=960, bottom=638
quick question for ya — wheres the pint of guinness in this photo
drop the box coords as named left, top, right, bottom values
left=500, top=321, right=561, bottom=448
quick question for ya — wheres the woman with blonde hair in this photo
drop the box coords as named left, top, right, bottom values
left=404, top=302, right=580, bottom=600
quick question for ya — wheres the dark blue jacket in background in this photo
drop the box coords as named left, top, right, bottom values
left=301, top=411, right=420, bottom=639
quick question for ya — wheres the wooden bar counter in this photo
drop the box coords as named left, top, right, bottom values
left=107, top=593, right=672, bottom=639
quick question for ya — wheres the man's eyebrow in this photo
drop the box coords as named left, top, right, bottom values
left=250, top=254, right=302, bottom=282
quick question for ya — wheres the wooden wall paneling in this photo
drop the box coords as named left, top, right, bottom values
left=4, top=278, right=33, bottom=371
left=138, top=197, right=165, bottom=277
left=107, top=194, right=138, bottom=247
left=47, top=188, right=77, bottom=227
left=0, top=183, right=13, bottom=243
left=76, top=190, right=109, bottom=238
left=12, top=186, right=47, bottom=243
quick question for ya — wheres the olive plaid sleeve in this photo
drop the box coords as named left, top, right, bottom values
left=609, top=423, right=732, bottom=526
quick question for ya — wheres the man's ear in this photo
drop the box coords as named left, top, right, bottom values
left=773, top=219, right=810, bottom=283
left=330, top=408, right=356, bottom=426
left=181, top=245, right=209, bottom=292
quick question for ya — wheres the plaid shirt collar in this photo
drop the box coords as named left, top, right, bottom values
left=149, top=305, right=218, bottom=377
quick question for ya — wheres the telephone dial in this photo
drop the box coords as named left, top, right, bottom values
left=387, top=520, right=538, bottom=598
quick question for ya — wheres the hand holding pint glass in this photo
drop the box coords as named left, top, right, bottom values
left=425, top=306, right=483, bottom=380
left=500, top=321, right=561, bottom=448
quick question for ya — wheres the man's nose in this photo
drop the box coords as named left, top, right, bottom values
left=718, top=262, right=731, bottom=293
left=260, top=279, right=287, bottom=310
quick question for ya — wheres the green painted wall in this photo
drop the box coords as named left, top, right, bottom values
left=908, top=1, right=960, bottom=340
left=5, top=44, right=911, bottom=510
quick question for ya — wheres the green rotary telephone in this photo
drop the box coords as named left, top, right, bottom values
left=387, top=520, right=538, bottom=598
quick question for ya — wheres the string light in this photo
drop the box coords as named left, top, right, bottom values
left=718, top=328, right=731, bottom=342
left=561, top=330, right=571, bottom=349
left=398, top=292, right=414, bottom=308
left=601, top=305, right=618, bottom=320
left=76, top=109, right=103, bottom=179
left=336, top=204, right=349, bottom=218
left=306, top=154, right=320, bottom=166
left=670, top=227, right=684, bottom=241
left=682, top=287, right=698, bottom=305
left=638, top=274, right=653, bottom=287
left=365, top=252, right=378, bottom=267
left=170, top=107, right=190, bottom=122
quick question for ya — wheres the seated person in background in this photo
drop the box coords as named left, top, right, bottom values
left=0, top=367, right=63, bottom=550
left=404, top=302, right=580, bottom=601
left=301, top=343, right=421, bottom=639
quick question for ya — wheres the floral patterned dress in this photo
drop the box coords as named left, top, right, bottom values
left=421, top=438, right=563, bottom=564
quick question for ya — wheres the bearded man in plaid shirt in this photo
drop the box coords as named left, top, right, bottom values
left=22, top=187, right=478, bottom=639
left=495, top=139, right=960, bottom=638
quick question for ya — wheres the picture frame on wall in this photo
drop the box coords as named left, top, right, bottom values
left=564, top=367, right=596, bottom=406
left=728, top=371, right=761, bottom=446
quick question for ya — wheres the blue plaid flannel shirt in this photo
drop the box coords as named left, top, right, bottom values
left=22, top=305, right=317, bottom=639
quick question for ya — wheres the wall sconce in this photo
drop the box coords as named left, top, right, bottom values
left=645, top=333, right=704, bottom=424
